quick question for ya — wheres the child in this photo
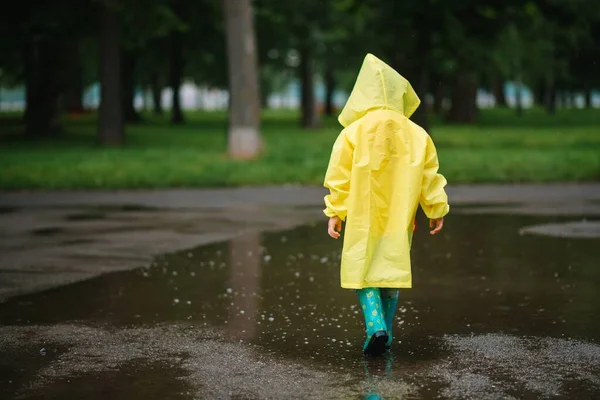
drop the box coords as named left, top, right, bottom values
left=323, top=54, right=449, bottom=357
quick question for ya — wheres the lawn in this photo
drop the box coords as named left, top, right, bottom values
left=0, top=108, right=599, bottom=189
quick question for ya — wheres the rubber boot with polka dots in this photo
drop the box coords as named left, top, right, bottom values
left=381, top=289, right=399, bottom=350
left=356, top=288, right=388, bottom=357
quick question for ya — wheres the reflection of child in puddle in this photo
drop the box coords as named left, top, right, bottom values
left=323, top=54, right=449, bottom=357
left=362, top=354, right=394, bottom=400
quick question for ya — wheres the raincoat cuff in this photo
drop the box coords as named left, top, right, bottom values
left=323, top=208, right=346, bottom=221
left=426, top=204, right=450, bottom=220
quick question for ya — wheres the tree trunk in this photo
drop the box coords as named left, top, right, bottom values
left=324, top=63, right=335, bottom=117
left=23, top=36, right=63, bottom=137
left=447, top=73, right=478, bottom=124
left=169, top=28, right=184, bottom=125
left=433, top=81, right=445, bottom=116
left=223, top=0, right=262, bottom=159
left=556, top=91, right=565, bottom=109
left=299, top=46, right=319, bottom=128
left=227, top=233, right=262, bottom=339
left=98, top=0, right=124, bottom=145
left=492, top=76, right=507, bottom=107
left=121, top=48, right=141, bottom=123
left=64, top=75, right=84, bottom=114
left=64, top=41, right=84, bottom=114
left=150, top=72, right=163, bottom=115
left=515, top=76, right=523, bottom=117
left=584, top=86, right=592, bottom=109
left=545, top=79, right=556, bottom=115
left=259, top=70, right=270, bottom=109
left=534, top=81, right=544, bottom=107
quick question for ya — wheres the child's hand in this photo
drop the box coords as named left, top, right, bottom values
left=328, top=216, right=343, bottom=239
left=429, top=218, right=444, bottom=235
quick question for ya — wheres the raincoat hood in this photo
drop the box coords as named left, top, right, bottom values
left=338, top=53, right=421, bottom=127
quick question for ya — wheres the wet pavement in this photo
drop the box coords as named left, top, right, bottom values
left=0, top=204, right=321, bottom=301
left=1, top=210, right=599, bottom=399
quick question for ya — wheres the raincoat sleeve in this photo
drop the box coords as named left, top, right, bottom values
left=323, top=129, right=354, bottom=221
left=420, top=135, right=450, bottom=220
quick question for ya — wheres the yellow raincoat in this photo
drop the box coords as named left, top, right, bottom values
left=323, top=54, right=449, bottom=289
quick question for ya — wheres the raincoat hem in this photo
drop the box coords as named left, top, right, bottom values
left=341, top=283, right=412, bottom=289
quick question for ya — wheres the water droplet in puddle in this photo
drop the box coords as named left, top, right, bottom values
left=173, top=298, right=180, bottom=304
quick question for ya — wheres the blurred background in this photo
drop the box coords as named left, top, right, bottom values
left=0, top=0, right=599, bottom=188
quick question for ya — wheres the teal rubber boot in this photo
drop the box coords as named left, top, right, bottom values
left=356, top=288, right=388, bottom=357
left=381, top=289, right=399, bottom=349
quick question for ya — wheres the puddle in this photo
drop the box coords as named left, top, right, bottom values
left=520, top=220, right=600, bottom=239
left=1, top=213, right=599, bottom=399
left=0, top=341, right=69, bottom=399
left=65, top=212, right=107, bottom=221
left=31, top=227, right=64, bottom=236
left=0, top=207, right=18, bottom=214
left=14, top=359, right=194, bottom=400
left=95, top=204, right=160, bottom=212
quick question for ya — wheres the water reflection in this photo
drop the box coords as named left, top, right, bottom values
left=362, top=355, right=394, bottom=400
left=226, top=233, right=262, bottom=340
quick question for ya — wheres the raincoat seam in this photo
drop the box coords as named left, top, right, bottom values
left=377, top=67, right=388, bottom=111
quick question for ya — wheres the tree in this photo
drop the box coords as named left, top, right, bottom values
left=442, top=6, right=499, bottom=124
left=98, top=0, right=124, bottom=145
left=534, top=0, right=596, bottom=114
left=356, top=0, right=445, bottom=129
left=223, top=0, right=262, bottom=159
left=64, top=40, right=85, bottom=114
left=0, top=0, right=93, bottom=136
left=566, top=4, right=600, bottom=109
left=255, top=0, right=326, bottom=128
left=118, top=0, right=182, bottom=123
left=169, top=5, right=185, bottom=125
left=121, top=47, right=142, bottom=123
left=320, top=0, right=373, bottom=118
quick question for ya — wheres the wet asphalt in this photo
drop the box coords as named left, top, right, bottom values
left=1, top=211, right=599, bottom=399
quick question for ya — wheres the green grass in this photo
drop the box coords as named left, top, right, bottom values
left=1, top=108, right=599, bottom=189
